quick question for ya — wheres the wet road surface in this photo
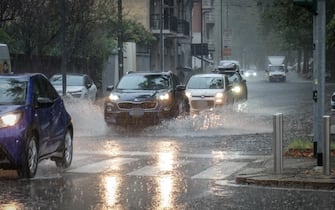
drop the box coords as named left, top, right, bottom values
left=1, top=73, right=335, bottom=209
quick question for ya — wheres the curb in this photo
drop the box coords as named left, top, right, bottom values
left=235, top=174, right=335, bottom=190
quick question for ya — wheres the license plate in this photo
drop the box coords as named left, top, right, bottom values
left=129, top=109, right=144, bottom=117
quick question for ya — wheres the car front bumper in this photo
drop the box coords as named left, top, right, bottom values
left=0, top=125, right=26, bottom=169
left=104, top=101, right=174, bottom=126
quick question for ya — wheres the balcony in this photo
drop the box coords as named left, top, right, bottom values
left=202, top=0, right=213, bottom=11
left=177, top=19, right=190, bottom=37
left=204, top=13, right=215, bottom=24
left=151, top=14, right=178, bottom=35
left=207, top=39, right=216, bottom=51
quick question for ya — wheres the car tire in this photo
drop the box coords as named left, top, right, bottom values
left=55, top=129, right=73, bottom=169
left=18, top=132, right=38, bottom=178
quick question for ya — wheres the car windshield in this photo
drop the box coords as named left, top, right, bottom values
left=50, top=75, right=84, bottom=86
left=0, top=78, right=27, bottom=105
left=187, top=76, right=224, bottom=89
left=269, top=66, right=285, bottom=72
left=117, top=74, right=170, bottom=90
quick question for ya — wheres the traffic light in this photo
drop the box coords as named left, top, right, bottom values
left=293, top=0, right=317, bottom=15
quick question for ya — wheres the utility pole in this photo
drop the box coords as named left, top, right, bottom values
left=118, top=0, right=124, bottom=80
left=160, top=0, right=164, bottom=72
left=316, top=0, right=326, bottom=166
left=60, top=0, right=67, bottom=96
left=293, top=0, right=325, bottom=166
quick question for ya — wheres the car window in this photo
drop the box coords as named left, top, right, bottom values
left=0, top=78, right=27, bottom=105
left=117, top=75, right=170, bottom=90
left=187, top=76, right=224, bottom=89
left=34, top=76, right=59, bottom=100
left=50, top=75, right=84, bottom=86
left=269, top=66, right=285, bottom=72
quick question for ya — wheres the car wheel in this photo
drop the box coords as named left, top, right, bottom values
left=18, top=133, right=38, bottom=178
left=55, top=129, right=73, bottom=169
left=178, top=101, right=189, bottom=117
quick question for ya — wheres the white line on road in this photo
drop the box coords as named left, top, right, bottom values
left=191, top=161, right=248, bottom=180
left=75, top=150, right=270, bottom=160
left=127, top=160, right=192, bottom=176
left=68, top=157, right=138, bottom=174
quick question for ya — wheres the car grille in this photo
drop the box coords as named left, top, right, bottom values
left=118, top=102, right=157, bottom=110
left=191, top=100, right=215, bottom=110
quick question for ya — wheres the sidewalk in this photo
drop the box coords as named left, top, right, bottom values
left=234, top=157, right=335, bottom=189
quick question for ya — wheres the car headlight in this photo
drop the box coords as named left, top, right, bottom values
left=232, top=86, right=241, bottom=93
left=0, top=112, right=23, bottom=128
left=158, top=93, right=170, bottom=101
left=215, top=92, right=224, bottom=98
left=109, top=93, right=119, bottom=101
left=215, top=92, right=224, bottom=103
left=186, top=92, right=192, bottom=98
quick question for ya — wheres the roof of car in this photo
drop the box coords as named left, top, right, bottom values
left=124, top=71, right=175, bottom=76
left=0, top=73, right=45, bottom=79
left=51, top=73, right=88, bottom=77
left=190, top=73, right=226, bottom=78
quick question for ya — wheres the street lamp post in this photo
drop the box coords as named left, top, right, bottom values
left=118, top=0, right=124, bottom=79
left=160, top=0, right=164, bottom=72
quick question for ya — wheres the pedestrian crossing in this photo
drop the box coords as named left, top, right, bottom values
left=66, top=152, right=270, bottom=180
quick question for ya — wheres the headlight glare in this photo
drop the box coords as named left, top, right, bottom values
left=159, top=93, right=170, bottom=101
left=186, top=92, right=192, bottom=98
left=215, top=92, right=224, bottom=98
left=109, top=93, right=119, bottom=101
left=0, top=112, right=22, bottom=128
left=232, top=86, right=241, bottom=93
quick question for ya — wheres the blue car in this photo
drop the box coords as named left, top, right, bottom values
left=0, top=73, right=73, bottom=178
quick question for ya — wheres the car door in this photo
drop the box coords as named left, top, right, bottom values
left=84, top=75, right=97, bottom=101
left=33, top=75, right=64, bottom=155
left=171, top=74, right=188, bottom=113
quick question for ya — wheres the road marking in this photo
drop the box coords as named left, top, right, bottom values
left=191, top=161, right=248, bottom=180
left=75, top=150, right=270, bottom=160
left=68, top=157, right=138, bottom=173
left=127, top=160, right=191, bottom=176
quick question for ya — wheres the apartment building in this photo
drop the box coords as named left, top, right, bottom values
left=123, top=0, right=193, bottom=78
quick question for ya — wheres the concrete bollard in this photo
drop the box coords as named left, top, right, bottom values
left=273, top=113, right=283, bottom=174
left=323, top=115, right=331, bottom=176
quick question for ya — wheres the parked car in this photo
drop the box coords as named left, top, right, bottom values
left=0, top=73, right=73, bottom=178
left=214, top=62, right=248, bottom=101
left=186, top=73, right=234, bottom=113
left=331, top=91, right=335, bottom=111
left=104, top=71, right=190, bottom=127
left=49, top=73, right=97, bottom=102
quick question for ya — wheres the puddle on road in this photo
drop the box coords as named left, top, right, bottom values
left=65, top=100, right=272, bottom=138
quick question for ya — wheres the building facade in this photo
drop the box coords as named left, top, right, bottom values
left=123, top=0, right=193, bottom=78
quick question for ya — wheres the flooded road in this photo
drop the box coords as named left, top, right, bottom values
left=1, top=73, right=335, bottom=209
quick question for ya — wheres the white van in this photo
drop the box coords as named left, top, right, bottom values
left=0, top=44, right=11, bottom=74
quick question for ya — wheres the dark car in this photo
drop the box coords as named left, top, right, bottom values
left=214, top=62, right=248, bottom=102
left=0, top=73, right=73, bottom=178
left=104, top=71, right=190, bottom=127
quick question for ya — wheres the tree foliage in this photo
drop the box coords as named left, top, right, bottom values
left=256, top=0, right=335, bottom=73
left=0, top=0, right=155, bottom=70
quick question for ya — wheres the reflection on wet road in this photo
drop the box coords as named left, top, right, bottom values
left=1, top=76, right=334, bottom=209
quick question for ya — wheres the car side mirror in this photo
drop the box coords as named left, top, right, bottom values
left=36, top=97, right=53, bottom=108
left=86, top=82, right=92, bottom=89
left=176, top=85, right=186, bottom=91
left=106, top=85, right=114, bottom=91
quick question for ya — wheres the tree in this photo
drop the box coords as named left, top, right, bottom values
left=0, top=0, right=155, bottom=80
